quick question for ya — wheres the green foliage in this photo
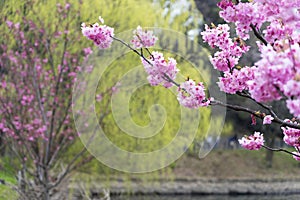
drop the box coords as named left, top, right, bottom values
left=0, top=185, right=18, bottom=200
left=0, top=164, right=18, bottom=200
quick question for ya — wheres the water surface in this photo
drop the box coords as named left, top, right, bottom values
left=114, top=194, right=300, bottom=200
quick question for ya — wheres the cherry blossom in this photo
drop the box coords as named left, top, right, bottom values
left=282, top=120, right=300, bottom=147
left=201, top=24, right=250, bottom=72
left=81, top=16, right=114, bottom=49
left=131, top=26, right=158, bottom=49
left=218, top=1, right=265, bottom=40
left=286, top=100, right=300, bottom=118
left=292, top=151, right=300, bottom=161
left=81, top=1, right=300, bottom=161
left=218, top=67, right=255, bottom=94
left=247, top=43, right=294, bottom=102
left=238, top=132, right=264, bottom=150
left=141, top=51, right=179, bottom=88
left=177, top=79, right=209, bottom=109
left=263, top=115, right=274, bottom=125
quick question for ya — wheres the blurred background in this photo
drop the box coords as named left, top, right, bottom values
left=0, top=0, right=299, bottom=199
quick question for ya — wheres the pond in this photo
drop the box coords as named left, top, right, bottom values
left=113, top=194, right=300, bottom=200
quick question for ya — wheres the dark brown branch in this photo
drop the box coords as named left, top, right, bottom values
left=236, top=92, right=300, bottom=129
left=111, top=36, right=153, bottom=66
left=250, top=24, right=268, bottom=45
left=211, top=99, right=300, bottom=129
left=163, top=73, right=180, bottom=87
left=262, top=145, right=300, bottom=157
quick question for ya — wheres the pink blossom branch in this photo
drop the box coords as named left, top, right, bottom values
left=48, top=22, right=70, bottom=166
left=0, top=98, right=39, bottom=162
left=110, top=35, right=300, bottom=129
left=112, top=36, right=183, bottom=89
left=31, top=8, right=57, bottom=78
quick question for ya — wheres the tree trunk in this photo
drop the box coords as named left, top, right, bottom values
left=266, top=135, right=275, bottom=168
left=0, top=131, right=5, bottom=156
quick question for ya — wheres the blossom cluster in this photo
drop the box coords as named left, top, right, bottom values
left=81, top=17, right=211, bottom=109
left=217, top=0, right=300, bottom=41
left=141, top=51, right=179, bottom=88
left=218, top=67, right=254, bottom=94
left=238, top=132, right=264, bottom=150
left=131, top=26, right=158, bottom=49
left=200, top=0, right=300, bottom=160
left=263, top=115, right=274, bottom=125
left=248, top=41, right=300, bottom=117
left=82, top=6, right=300, bottom=161
left=202, top=0, right=300, bottom=119
left=218, top=1, right=265, bottom=40
left=81, top=16, right=114, bottom=49
left=282, top=120, right=300, bottom=147
left=177, top=80, right=209, bottom=109
left=201, top=24, right=250, bottom=72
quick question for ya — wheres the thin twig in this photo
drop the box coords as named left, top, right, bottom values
left=211, top=99, right=300, bottom=129
left=163, top=73, right=180, bottom=87
left=262, top=145, right=300, bottom=157
left=111, top=36, right=152, bottom=66
left=250, top=24, right=268, bottom=45
left=236, top=92, right=300, bottom=129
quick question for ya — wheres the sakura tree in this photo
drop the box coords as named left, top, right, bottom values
left=0, top=2, right=116, bottom=199
left=82, top=0, right=300, bottom=160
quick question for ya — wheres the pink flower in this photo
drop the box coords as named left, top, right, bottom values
left=292, top=151, right=300, bottom=161
left=282, top=122, right=300, bottom=147
left=283, top=135, right=300, bottom=147
left=131, top=26, right=158, bottom=48
left=1, top=81, right=6, bottom=88
left=263, top=115, right=274, bottom=125
left=286, top=99, right=300, bottom=118
left=112, top=82, right=121, bottom=94
left=81, top=16, right=114, bottom=49
left=283, top=80, right=300, bottom=98
left=217, top=0, right=233, bottom=10
left=218, top=67, right=255, bottom=94
left=6, top=20, right=13, bottom=29
left=201, top=24, right=250, bottom=72
left=177, top=79, right=209, bottom=109
left=263, top=20, right=293, bottom=43
left=247, top=43, right=294, bottom=102
left=201, top=24, right=231, bottom=50
left=141, top=51, right=179, bottom=88
left=219, top=2, right=265, bottom=40
left=65, top=3, right=71, bottom=10
left=238, top=132, right=264, bottom=150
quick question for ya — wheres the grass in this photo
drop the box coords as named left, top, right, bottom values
left=0, top=158, right=18, bottom=200
left=0, top=170, right=18, bottom=200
